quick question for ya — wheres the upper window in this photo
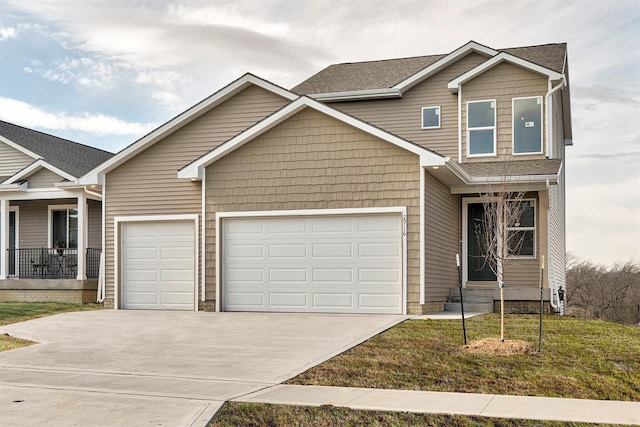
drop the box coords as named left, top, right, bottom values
left=513, top=96, right=543, bottom=154
left=506, top=199, right=536, bottom=258
left=467, top=100, right=496, bottom=157
left=50, top=206, right=78, bottom=249
left=421, top=106, right=440, bottom=129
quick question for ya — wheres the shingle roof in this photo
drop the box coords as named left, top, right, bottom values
left=293, top=42, right=566, bottom=95
left=0, top=121, right=113, bottom=179
left=292, top=54, right=445, bottom=94
left=459, top=159, right=563, bottom=178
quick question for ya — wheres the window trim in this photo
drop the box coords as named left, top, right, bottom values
left=466, top=99, right=497, bottom=158
left=421, top=106, right=441, bottom=129
left=512, top=96, right=543, bottom=156
left=505, top=198, right=536, bottom=259
left=48, top=204, right=78, bottom=249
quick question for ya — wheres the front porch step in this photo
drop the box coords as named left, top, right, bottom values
left=444, top=301, right=493, bottom=313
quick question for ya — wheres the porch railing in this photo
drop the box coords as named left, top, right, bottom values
left=7, top=248, right=101, bottom=279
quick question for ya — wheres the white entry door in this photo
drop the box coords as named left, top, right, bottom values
left=222, top=213, right=403, bottom=314
left=121, top=221, right=195, bottom=310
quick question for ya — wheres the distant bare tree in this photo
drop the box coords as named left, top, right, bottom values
left=566, top=255, right=640, bottom=325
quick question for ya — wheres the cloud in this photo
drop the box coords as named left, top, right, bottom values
left=0, top=96, right=156, bottom=137
left=573, top=85, right=640, bottom=106
left=0, top=26, right=17, bottom=41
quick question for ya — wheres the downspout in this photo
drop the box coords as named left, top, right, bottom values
left=545, top=77, right=566, bottom=158
left=457, top=84, right=463, bottom=163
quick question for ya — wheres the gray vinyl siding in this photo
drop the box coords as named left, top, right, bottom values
left=13, top=200, right=49, bottom=248
left=0, top=142, right=33, bottom=177
left=462, top=62, right=549, bottom=163
left=424, top=171, right=460, bottom=302
left=204, top=108, right=423, bottom=314
left=103, top=85, right=290, bottom=307
left=547, top=162, right=566, bottom=290
left=26, top=168, right=65, bottom=188
left=13, top=199, right=101, bottom=249
left=328, top=52, right=488, bottom=158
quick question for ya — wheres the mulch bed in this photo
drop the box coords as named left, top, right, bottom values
left=462, top=338, right=538, bottom=355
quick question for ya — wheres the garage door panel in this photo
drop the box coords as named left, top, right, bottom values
left=269, top=293, right=307, bottom=307
left=269, top=244, right=307, bottom=258
left=222, top=213, right=402, bottom=314
left=122, top=221, right=195, bottom=310
left=312, top=243, right=353, bottom=258
left=313, top=293, right=353, bottom=308
left=312, top=268, right=353, bottom=283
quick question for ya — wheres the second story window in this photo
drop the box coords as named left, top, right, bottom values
left=467, top=100, right=496, bottom=157
left=513, top=96, right=543, bottom=154
left=421, top=106, right=440, bottom=129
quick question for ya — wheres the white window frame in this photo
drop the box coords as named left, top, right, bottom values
left=512, top=96, right=543, bottom=156
left=421, top=106, right=441, bottom=129
left=48, top=204, right=78, bottom=249
left=505, top=198, right=536, bottom=259
left=466, top=99, right=497, bottom=158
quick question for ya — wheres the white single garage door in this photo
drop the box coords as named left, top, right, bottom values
left=222, top=213, right=403, bottom=314
left=121, top=221, right=195, bottom=310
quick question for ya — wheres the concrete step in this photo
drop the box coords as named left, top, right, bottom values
left=448, top=294, right=493, bottom=304
left=444, top=302, right=494, bottom=313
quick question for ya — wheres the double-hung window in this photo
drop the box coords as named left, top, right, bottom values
left=505, top=199, right=536, bottom=258
left=467, top=100, right=496, bottom=157
left=513, top=96, right=543, bottom=154
left=421, top=106, right=440, bottom=129
left=50, top=206, right=78, bottom=249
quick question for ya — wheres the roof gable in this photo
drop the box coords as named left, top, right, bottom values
left=292, top=41, right=567, bottom=101
left=178, top=96, right=445, bottom=179
left=2, top=159, right=76, bottom=186
left=80, top=73, right=297, bottom=185
left=0, top=121, right=113, bottom=179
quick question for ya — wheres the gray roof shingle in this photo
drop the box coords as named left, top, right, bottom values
left=0, top=120, right=113, bottom=179
left=293, top=42, right=566, bottom=95
left=459, top=159, right=563, bottom=178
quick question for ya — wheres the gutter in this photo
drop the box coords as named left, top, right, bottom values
left=309, top=88, right=402, bottom=102
left=444, top=158, right=559, bottom=186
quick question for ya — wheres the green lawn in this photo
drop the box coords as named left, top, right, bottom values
left=288, top=314, right=640, bottom=401
left=211, top=315, right=638, bottom=425
left=0, top=302, right=101, bottom=352
left=210, top=402, right=619, bottom=427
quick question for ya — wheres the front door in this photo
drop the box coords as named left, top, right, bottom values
left=467, top=203, right=497, bottom=282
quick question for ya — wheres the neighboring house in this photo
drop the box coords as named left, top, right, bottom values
left=0, top=121, right=113, bottom=303
left=82, top=41, right=571, bottom=315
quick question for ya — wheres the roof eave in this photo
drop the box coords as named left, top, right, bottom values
left=308, top=88, right=402, bottom=102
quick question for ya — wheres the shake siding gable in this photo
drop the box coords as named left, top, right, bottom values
left=462, top=62, right=548, bottom=163
left=204, top=108, right=423, bottom=312
left=328, top=52, right=488, bottom=158
left=0, top=142, right=34, bottom=177
left=103, top=85, right=290, bottom=308
left=424, top=171, right=460, bottom=302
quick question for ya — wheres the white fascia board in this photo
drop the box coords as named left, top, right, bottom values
left=447, top=53, right=564, bottom=91
left=178, top=97, right=445, bottom=179
left=395, top=41, right=498, bottom=92
left=309, top=88, right=402, bottom=101
left=4, top=159, right=76, bottom=185
left=80, top=74, right=297, bottom=185
left=0, top=135, right=42, bottom=161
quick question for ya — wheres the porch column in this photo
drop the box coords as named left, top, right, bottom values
left=77, top=193, right=87, bottom=280
left=0, top=199, right=8, bottom=280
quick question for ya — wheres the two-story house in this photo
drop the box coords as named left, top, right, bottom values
left=82, top=41, right=571, bottom=315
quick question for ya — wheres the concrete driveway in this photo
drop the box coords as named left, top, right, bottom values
left=0, top=310, right=405, bottom=426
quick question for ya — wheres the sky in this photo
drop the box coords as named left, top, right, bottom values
left=0, top=0, right=638, bottom=266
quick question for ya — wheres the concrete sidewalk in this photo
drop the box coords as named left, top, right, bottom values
left=234, top=384, right=640, bottom=425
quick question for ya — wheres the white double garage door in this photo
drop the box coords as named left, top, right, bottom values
left=122, top=212, right=403, bottom=314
